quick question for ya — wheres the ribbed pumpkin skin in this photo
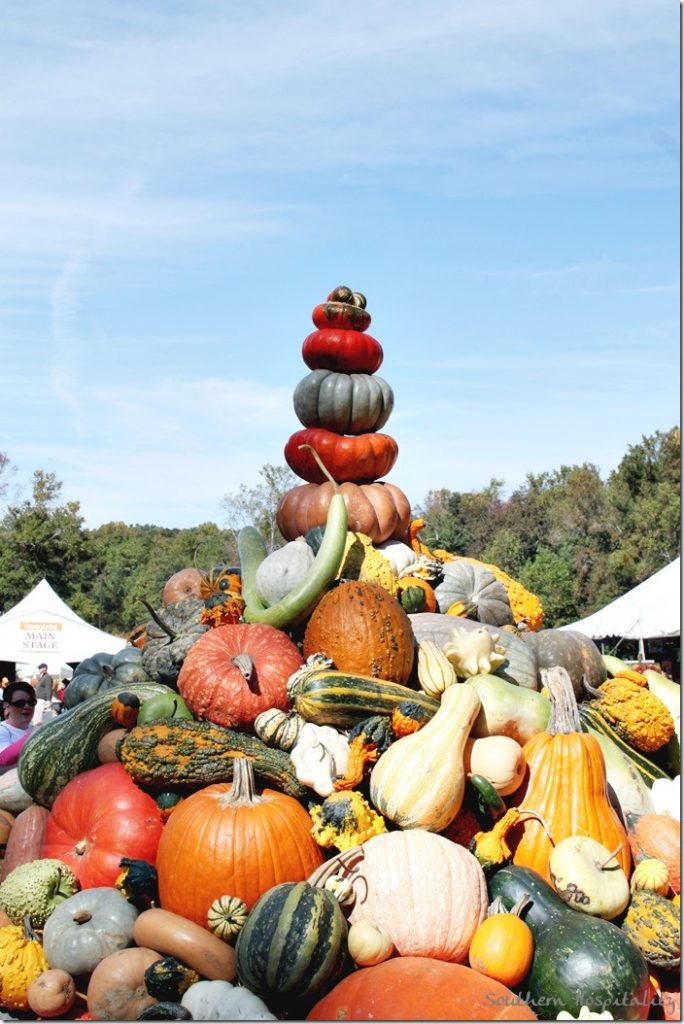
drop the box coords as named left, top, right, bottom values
left=510, top=730, right=631, bottom=880
left=302, top=328, right=382, bottom=374
left=156, top=782, right=324, bottom=923
left=347, top=830, right=488, bottom=962
left=303, top=580, right=415, bottom=684
left=434, top=561, right=513, bottom=626
left=307, top=957, right=538, bottom=1021
left=177, top=623, right=303, bottom=730
left=293, top=370, right=394, bottom=434
left=235, top=882, right=347, bottom=1005
left=285, top=428, right=398, bottom=484
left=522, top=629, right=607, bottom=696
left=277, top=480, right=411, bottom=544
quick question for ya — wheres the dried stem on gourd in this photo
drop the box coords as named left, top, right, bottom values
left=215, top=756, right=264, bottom=808
left=298, top=443, right=340, bottom=494
left=141, top=599, right=176, bottom=639
left=542, top=666, right=582, bottom=734
left=487, top=893, right=531, bottom=918
left=599, top=842, right=624, bottom=870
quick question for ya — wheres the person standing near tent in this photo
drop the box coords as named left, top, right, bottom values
left=32, top=662, right=54, bottom=722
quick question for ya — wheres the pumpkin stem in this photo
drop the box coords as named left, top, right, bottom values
left=298, top=444, right=339, bottom=494
left=542, top=666, right=582, bottom=735
left=216, top=756, right=264, bottom=808
left=517, top=808, right=555, bottom=845
left=487, top=893, right=531, bottom=918
left=141, top=599, right=177, bottom=640
left=231, top=653, right=255, bottom=688
left=599, top=842, right=624, bottom=870
left=22, top=914, right=38, bottom=941
left=583, top=678, right=603, bottom=699
left=73, top=909, right=93, bottom=925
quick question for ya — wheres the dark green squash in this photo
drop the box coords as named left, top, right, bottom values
left=116, top=857, right=160, bottom=911
left=522, top=628, right=606, bottom=698
left=235, top=881, right=347, bottom=1010
left=137, top=1003, right=192, bottom=1021
left=144, top=956, right=200, bottom=1001
left=398, top=585, right=427, bottom=614
left=489, top=865, right=651, bottom=1020
left=64, top=647, right=152, bottom=708
left=18, top=681, right=176, bottom=807
left=140, top=599, right=209, bottom=685
left=304, top=526, right=326, bottom=554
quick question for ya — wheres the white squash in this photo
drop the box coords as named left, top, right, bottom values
left=255, top=537, right=314, bottom=607
left=548, top=836, right=630, bottom=920
left=347, top=920, right=394, bottom=966
left=181, top=980, right=276, bottom=1020
left=464, top=735, right=525, bottom=796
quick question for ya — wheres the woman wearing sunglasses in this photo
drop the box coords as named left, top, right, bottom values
left=0, top=682, right=37, bottom=765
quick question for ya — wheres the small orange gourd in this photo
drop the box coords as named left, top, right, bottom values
left=468, top=895, right=534, bottom=988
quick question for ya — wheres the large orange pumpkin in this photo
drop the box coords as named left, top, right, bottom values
left=303, top=579, right=415, bottom=684
left=177, top=622, right=303, bottom=730
left=307, top=957, right=538, bottom=1020
left=277, top=479, right=411, bottom=544
left=509, top=667, right=630, bottom=880
left=156, top=757, right=324, bottom=924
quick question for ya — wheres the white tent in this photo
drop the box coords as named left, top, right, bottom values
left=561, top=558, right=681, bottom=649
left=0, top=578, right=127, bottom=678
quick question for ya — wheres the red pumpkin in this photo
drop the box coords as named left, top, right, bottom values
left=302, top=328, right=383, bottom=374
left=307, top=957, right=537, bottom=1020
left=42, top=762, right=163, bottom=888
left=177, top=622, right=303, bottom=730
left=277, top=479, right=411, bottom=544
left=162, top=567, right=203, bottom=605
left=285, top=428, right=398, bottom=484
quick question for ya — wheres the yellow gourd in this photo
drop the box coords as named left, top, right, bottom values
left=0, top=917, right=50, bottom=1011
left=590, top=678, right=674, bottom=753
left=369, top=682, right=481, bottom=832
left=416, top=640, right=457, bottom=698
left=630, top=858, right=670, bottom=897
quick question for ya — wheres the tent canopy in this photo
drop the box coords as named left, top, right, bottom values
left=0, top=578, right=126, bottom=677
left=561, top=557, right=680, bottom=641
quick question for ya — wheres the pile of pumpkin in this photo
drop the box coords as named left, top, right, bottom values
left=0, top=288, right=679, bottom=1022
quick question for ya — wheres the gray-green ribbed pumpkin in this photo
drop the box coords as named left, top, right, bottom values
left=235, top=881, right=347, bottom=1008
left=434, top=561, right=513, bottom=626
left=64, top=648, right=151, bottom=709
left=140, top=599, right=209, bottom=686
left=293, top=369, right=394, bottom=434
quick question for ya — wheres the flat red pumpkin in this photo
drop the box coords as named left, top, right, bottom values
left=177, top=622, right=303, bottom=729
left=42, top=762, right=163, bottom=888
left=302, top=328, right=383, bottom=374
left=285, top=427, right=398, bottom=484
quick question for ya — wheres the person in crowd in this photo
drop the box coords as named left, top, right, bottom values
left=33, top=663, right=54, bottom=701
left=0, top=681, right=37, bottom=755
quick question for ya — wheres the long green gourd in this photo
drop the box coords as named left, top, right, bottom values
left=238, top=445, right=348, bottom=628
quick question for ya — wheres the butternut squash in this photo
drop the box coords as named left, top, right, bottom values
left=369, top=683, right=481, bottom=831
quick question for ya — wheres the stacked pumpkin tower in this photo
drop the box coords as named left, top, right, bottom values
left=276, top=286, right=412, bottom=544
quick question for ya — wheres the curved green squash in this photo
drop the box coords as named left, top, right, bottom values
left=288, top=667, right=439, bottom=728
left=235, top=881, right=347, bottom=1010
left=489, top=865, right=651, bottom=1021
left=18, top=681, right=175, bottom=807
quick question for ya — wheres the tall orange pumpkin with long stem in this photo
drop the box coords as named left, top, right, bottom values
left=509, top=666, right=631, bottom=880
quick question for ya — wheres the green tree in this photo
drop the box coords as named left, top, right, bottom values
left=519, top=547, right=576, bottom=626
left=0, top=471, right=95, bottom=615
left=220, top=464, right=297, bottom=552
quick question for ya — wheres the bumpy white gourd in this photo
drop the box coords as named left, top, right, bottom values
left=255, top=537, right=314, bottom=607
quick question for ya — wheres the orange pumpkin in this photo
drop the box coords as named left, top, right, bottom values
left=277, top=480, right=411, bottom=544
left=468, top=896, right=534, bottom=988
left=396, top=575, right=438, bottom=613
left=156, top=756, right=324, bottom=925
left=509, top=667, right=630, bottom=880
left=307, top=957, right=538, bottom=1020
left=162, top=568, right=203, bottom=605
left=626, top=813, right=680, bottom=895
left=303, top=579, right=415, bottom=684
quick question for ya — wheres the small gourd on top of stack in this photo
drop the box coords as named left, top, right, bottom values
left=277, top=287, right=411, bottom=544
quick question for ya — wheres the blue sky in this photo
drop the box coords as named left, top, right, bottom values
left=1, top=1, right=678, bottom=529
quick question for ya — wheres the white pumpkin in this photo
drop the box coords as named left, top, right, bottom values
left=181, top=979, right=276, bottom=1020
left=255, top=537, right=314, bottom=607
left=375, top=539, right=418, bottom=576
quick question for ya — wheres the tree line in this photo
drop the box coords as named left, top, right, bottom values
left=0, top=428, right=678, bottom=635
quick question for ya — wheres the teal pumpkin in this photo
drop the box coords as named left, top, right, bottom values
left=235, top=882, right=347, bottom=1009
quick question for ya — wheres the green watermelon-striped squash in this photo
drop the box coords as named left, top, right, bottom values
left=235, top=881, right=348, bottom=1009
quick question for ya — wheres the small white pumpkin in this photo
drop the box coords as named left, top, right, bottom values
left=376, top=539, right=419, bottom=576
left=347, top=920, right=394, bottom=966
left=255, top=537, right=314, bottom=607
left=464, top=735, right=526, bottom=796
left=181, top=979, right=276, bottom=1020
left=548, top=836, right=630, bottom=920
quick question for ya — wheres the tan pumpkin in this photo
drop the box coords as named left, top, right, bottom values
left=370, top=683, right=481, bottom=831
left=86, top=946, right=160, bottom=1020
left=347, top=920, right=394, bottom=966
left=311, top=828, right=488, bottom=963
left=631, top=858, right=671, bottom=896
left=303, top=579, right=415, bottom=684
left=0, top=805, right=49, bottom=881
left=27, top=969, right=77, bottom=1019
left=277, top=480, right=412, bottom=545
